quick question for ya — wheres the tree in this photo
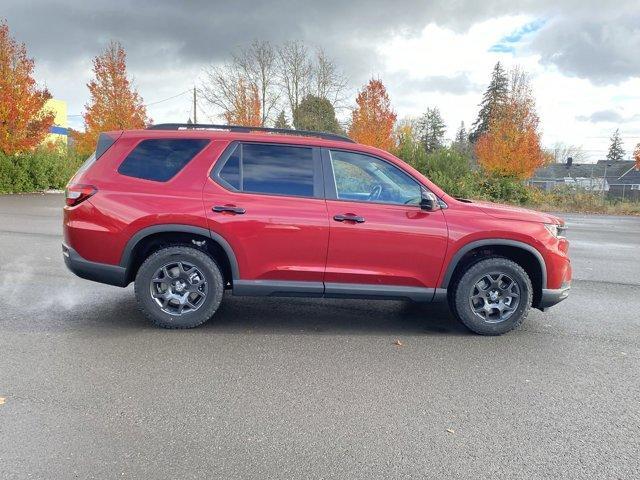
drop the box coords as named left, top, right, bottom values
left=74, top=41, right=148, bottom=154
left=452, top=121, right=471, bottom=155
left=313, top=48, right=348, bottom=107
left=348, top=79, right=396, bottom=151
left=233, top=40, right=278, bottom=125
left=549, top=142, right=587, bottom=163
left=273, top=110, right=291, bottom=129
left=202, top=40, right=277, bottom=127
left=634, top=143, right=640, bottom=170
left=469, top=62, right=509, bottom=143
left=475, top=104, right=545, bottom=179
left=277, top=40, right=313, bottom=119
left=0, top=20, right=54, bottom=155
left=293, top=95, right=342, bottom=133
left=606, top=129, right=625, bottom=162
left=222, top=78, right=261, bottom=126
left=394, top=119, right=427, bottom=170
left=475, top=69, right=546, bottom=179
left=417, top=107, right=446, bottom=153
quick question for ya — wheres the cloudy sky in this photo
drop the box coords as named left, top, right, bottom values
left=5, top=0, right=640, bottom=161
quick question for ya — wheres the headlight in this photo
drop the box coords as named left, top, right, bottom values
left=545, top=223, right=567, bottom=238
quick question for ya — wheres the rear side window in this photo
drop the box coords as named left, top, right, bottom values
left=216, top=143, right=315, bottom=197
left=219, top=145, right=241, bottom=190
left=118, top=139, right=209, bottom=182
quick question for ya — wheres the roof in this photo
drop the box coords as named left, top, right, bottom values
left=610, top=164, right=640, bottom=185
left=148, top=123, right=354, bottom=144
left=114, top=124, right=367, bottom=152
left=532, top=160, right=635, bottom=182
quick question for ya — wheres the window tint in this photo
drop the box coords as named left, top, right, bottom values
left=118, top=139, right=209, bottom=182
left=219, top=144, right=240, bottom=190
left=330, top=150, right=421, bottom=205
left=240, top=144, right=314, bottom=197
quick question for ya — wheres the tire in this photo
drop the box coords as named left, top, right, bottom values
left=451, top=257, right=533, bottom=335
left=134, top=246, right=224, bottom=329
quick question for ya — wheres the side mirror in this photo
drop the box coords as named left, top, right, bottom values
left=420, top=191, right=441, bottom=211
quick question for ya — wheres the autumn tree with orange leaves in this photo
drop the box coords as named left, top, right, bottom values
left=73, top=41, right=148, bottom=154
left=349, top=79, right=397, bottom=151
left=0, top=20, right=54, bottom=155
left=475, top=68, right=546, bottom=179
left=222, top=79, right=262, bottom=126
left=633, top=143, right=640, bottom=170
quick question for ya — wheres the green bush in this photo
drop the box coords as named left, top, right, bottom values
left=422, top=148, right=476, bottom=199
left=473, top=174, right=532, bottom=204
left=0, top=148, right=85, bottom=194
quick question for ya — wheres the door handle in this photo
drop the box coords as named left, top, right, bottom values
left=333, top=214, right=365, bottom=223
left=212, top=205, right=246, bottom=214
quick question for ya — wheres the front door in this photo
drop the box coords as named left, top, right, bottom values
left=203, top=142, right=329, bottom=294
left=322, top=149, right=448, bottom=297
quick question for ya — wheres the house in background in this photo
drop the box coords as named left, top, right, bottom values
left=529, top=159, right=639, bottom=199
left=42, top=98, right=68, bottom=146
left=608, top=164, right=640, bottom=201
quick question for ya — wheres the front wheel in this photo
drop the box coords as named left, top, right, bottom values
left=451, top=257, right=533, bottom=335
left=134, top=246, right=224, bottom=329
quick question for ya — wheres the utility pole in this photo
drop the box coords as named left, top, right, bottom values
left=602, top=163, right=611, bottom=203
left=193, top=87, right=197, bottom=124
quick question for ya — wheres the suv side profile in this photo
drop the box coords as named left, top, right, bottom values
left=63, top=124, right=571, bottom=335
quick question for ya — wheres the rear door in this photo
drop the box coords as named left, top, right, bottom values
left=322, top=148, right=448, bottom=296
left=203, top=142, right=329, bottom=294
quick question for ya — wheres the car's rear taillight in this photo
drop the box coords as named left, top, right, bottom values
left=65, top=184, right=97, bottom=206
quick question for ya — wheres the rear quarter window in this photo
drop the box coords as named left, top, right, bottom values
left=118, top=139, right=209, bottom=182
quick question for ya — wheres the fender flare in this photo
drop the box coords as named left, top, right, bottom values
left=119, top=224, right=240, bottom=280
left=440, top=239, right=547, bottom=289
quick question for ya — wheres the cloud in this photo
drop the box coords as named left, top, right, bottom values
left=5, top=1, right=640, bottom=90
left=394, top=73, right=481, bottom=95
left=530, top=11, right=640, bottom=85
left=576, top=110, right=640, bottom=123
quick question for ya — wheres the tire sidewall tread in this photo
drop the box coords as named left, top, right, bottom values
left=452, top=256, right=533, bottom=335
left=134, top=245, right=224, bottom=329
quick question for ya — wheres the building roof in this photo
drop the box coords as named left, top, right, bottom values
left=610, top=164, right=640, bottom=185
left=532, top=160, right=635, bottom=182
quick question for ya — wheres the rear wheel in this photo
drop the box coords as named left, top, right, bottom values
left=134, top=246, right=224, bottom=329
left=451, top=257, right=532, bottom=335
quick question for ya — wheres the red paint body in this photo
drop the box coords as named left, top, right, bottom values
left=64, top=129, right=571, bottom=293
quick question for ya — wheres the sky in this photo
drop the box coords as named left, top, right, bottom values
left=4, top=0, right=640, bottom=162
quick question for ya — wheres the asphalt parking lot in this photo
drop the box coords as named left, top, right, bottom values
left=1, top=193, right=639, bottom=479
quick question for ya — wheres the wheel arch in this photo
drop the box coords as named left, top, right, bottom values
left=120, top=224, right=239, bottom=285
left=441, top=239, right=547, bottom=307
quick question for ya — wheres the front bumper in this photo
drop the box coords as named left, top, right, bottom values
left=538, top=286, right=571, bottom=310
left=62, top=243, right=128, bottom=287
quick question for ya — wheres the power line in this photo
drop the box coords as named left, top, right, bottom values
left=68, top=89, right=192, bottom=117
left=145, top=89, right=191, bottom=107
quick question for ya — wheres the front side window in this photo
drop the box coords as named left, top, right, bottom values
left=216, top=143, right=315, bottom=197
left=329, top=150, right=422, bottom=205
left=118, top=139, right=209, bottom=182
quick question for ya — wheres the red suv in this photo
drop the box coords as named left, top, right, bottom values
left=63, top=124, right=571, bottom=335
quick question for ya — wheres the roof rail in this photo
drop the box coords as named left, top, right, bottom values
left=147, top=123, right=355, bottom=143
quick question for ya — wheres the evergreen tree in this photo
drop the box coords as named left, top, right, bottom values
left=453, top=121, right=469, bottom=153
left=293, top=95, right=343, bottom=134
left=273, top=110, right=291, bottom=129
left=469, top=62, right=508, bottom=143
left=417, top=107, right=446, bottom=153
left=606, top=128, right=625, bottom=162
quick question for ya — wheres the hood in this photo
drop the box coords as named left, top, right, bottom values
left=471, top=200, right=563, bottom=225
